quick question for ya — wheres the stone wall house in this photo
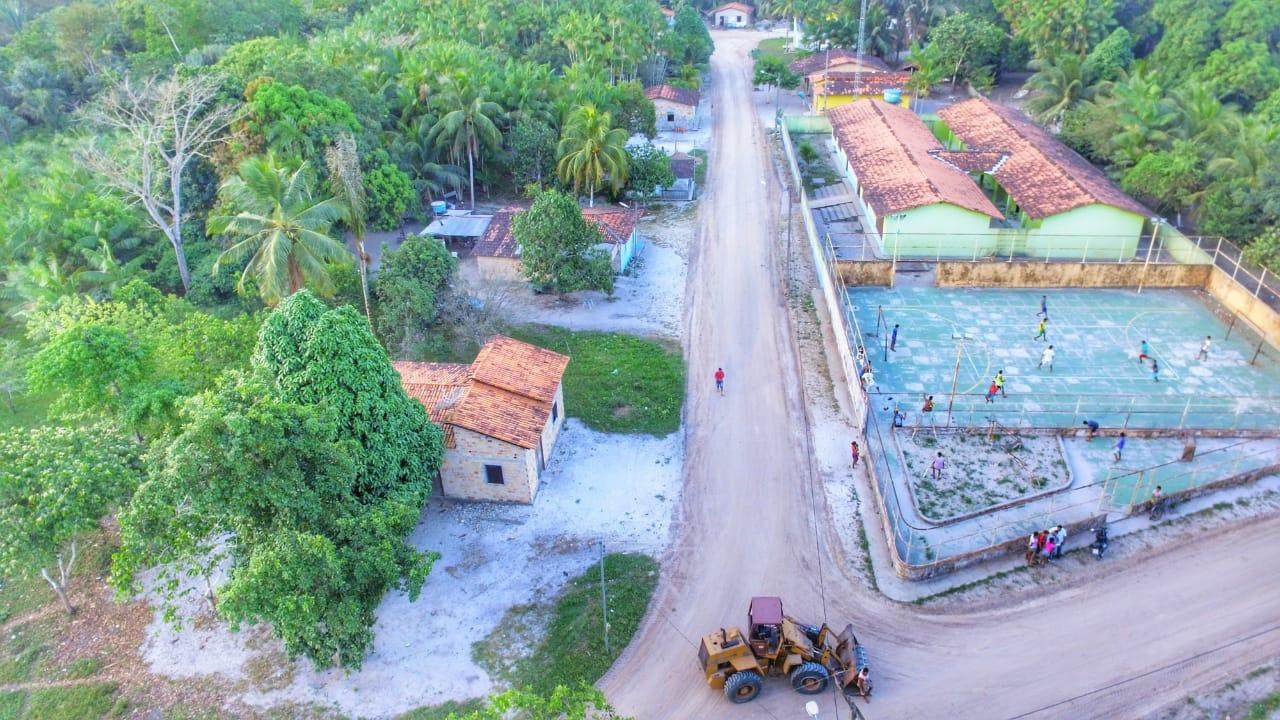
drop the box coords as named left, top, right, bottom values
left=646, top=84, right=701, bottom=132
left=396, top=336, right=570, bottom=504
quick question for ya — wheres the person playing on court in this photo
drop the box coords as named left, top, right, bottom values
left=1038, top=345, right=1055, bottom=372
left=1197, top=335, right=1211, bottom=361
left=1037, top=294, right=1048, bottom=318
left=1083, top=419, right=1099, bottom=440
left=995, top=370, right=1006, bottom=397
left=1138, top=339, right=1152, bottom=365
left=714, top=367, right=725, bottom=395
left=1034, top=317, right=1048, bottom=341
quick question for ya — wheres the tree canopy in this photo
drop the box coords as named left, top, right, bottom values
left=513, top=188, right=614, bottom=295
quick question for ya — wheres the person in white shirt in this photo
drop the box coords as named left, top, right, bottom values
left=1196, top=335, right=1211, bottom=361
left=1038, top=345, right=1055, bottom=372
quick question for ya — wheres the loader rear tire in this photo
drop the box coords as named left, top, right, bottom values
left=790, top=662, right=830, bottom=694
left=725, top=671, right=763, bottom=703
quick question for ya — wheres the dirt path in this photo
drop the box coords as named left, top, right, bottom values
left=600, top=31, right=1280, bottom=720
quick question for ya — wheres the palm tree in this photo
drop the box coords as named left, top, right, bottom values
left=325, top=134, right=370, bottom=321
left=428, top=78, right=504, bottom=209
left=389, top=116, right=465, bottom=203
left=1024, top=55, right=1100, bottom=128
left=556, top=104, right=629, bottom=207
left=0, top=254, right=83, bottom=318
left=1105, top=69, right=1177, bottom=167
left=1169, top=81, right=1239, bottom=149
left=208, top=155, right=348, bottom=307
left=1207, top=115, right=1279, bottom=187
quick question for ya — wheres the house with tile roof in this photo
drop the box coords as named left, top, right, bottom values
left=711, top=1, right=753, bottom=27
left=827, top=99, right=1005, bottom=258
left=395, top=335, right=570, bottom=503
left=789, top=49, right=891, bottom=78
left=646, top=84, right=701, bottom=132
left=473, top=204, right=644, bottom=282
left=936, top=97, right=1151, bottom=260
left=809, top=71, right=913, bottom=112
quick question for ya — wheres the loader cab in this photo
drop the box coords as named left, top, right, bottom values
left=747, top=596, right=784, bottom=658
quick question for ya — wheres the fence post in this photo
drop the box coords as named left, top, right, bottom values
left=1256, top=268, right=1267, bottom=298
left=1179, top=397, right=1191, bottom=430
left=1071, top=397, right=1080, bottom=427
left=1123, top=396, right=1133, bottom=430
left=1082, top=236, right=1090, bottom=264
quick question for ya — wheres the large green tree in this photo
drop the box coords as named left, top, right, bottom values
left=925, top=12, right=1006, bottom=90
left=373, top=235, right=458, bottom=353
left=994, top=0, right=1116, bottom=61
left=209, top=155, right=350, bottom=307
left=513, top=188, right=614, bottom=295
left=1, top=424, right=141, bottom=615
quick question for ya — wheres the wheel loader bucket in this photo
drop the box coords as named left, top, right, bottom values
left=834, top=624, right=861, bottom=688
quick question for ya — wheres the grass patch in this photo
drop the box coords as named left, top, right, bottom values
left=0, top=390, right=57, bottom=433
left=59, top=657, right=103, bottom=680
left=0, top=692, right=24, bottom=720
left=0, top=621, right=51, bottom=684
left=396, top=699, right=486, bottom=720
left=478, top=553, right=659, bottom=696
left=23, top=683, right=122, bottom=720
left=507, top=326, right=684, bottom=435
left=755, top=37, right=807, bottom=63
left=1249, top=692, right=1280, bottom=720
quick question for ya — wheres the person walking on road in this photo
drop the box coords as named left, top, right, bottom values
left=1034, top=317, right=1048, bottom=341
left=1138, top=339, right=1152, bottom=365
left=995, top=370, right=1006, bottom=397
left=1038, top=345, right=1055, bottom=372
left=1151, top=358, right=1160, bottom=382
left=1083, top=419, right=1099, bottom=440
left=931, top=452, right=945, bottom=480
left=1026, top=533, right=1039, bottom=565
left=714, top=367, right=725, bottom=395
left=1114, top=432, right=1127, bottom=462
left=890, top=324, right=900, bottom=352
left=985, top=381, right=998, bottom=403
left=1037, top=294, right=1048, bottom=318
left=850, top=441, right=860, bottom=468
left=1197, top=335, right=1211, bottom=361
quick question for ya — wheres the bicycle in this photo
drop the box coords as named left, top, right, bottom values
left=1149, top=496, right=1173, bottom=521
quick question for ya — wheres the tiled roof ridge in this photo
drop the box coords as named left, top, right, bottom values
left=978, top=97, right=1093, bottom=212
left=872, top=101, right=947, bottom=215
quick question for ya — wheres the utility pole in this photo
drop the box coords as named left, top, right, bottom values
left=599, top=541, right=610, bottom=654
left=945, top=334, right=971, bottom=427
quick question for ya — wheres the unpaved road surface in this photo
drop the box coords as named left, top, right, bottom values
left=600, top=31, right=1280, bottom=720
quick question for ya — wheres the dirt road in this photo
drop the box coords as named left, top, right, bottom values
left=600, top=32, right=1280, bottom=720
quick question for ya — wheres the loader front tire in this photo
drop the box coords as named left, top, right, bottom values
left=725, top=671, right=763, bottom=703
left=790, top=662, right=830, bottom=694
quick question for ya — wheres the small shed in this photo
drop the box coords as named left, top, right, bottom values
left=420, top=211, right=493, bottom=252
left=646, top=84, right=701, bottom=132
left=668, top=151, right=698, bottom=200
left=711, top=1, right=753, bottom=28
left=472, top=204, right=644, bottom=282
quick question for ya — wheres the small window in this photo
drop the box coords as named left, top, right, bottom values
left=551, top=402, right=559, bottom=423
left=667, top=111, right=675, bottom=122
left=484, top=464, right=505, bottom=485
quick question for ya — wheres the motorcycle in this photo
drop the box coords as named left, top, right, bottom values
left=1091, top=522, right=1109, bottom=560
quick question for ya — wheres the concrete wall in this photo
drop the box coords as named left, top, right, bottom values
left=654, top=98, right=698, bottom=131
left=1024, top=205, right=1145, bottom=261
left=713, top=8, right=751, bottom=27
left=783, top=114, right=832, bottom=134
left=539, top=384, right=567, bottom=464
left=935, top=260, right=1212, bottom=288
left=1206, top=267, right=1280, bottom=351
left=883, top=203, right=997, bottom=258
left=834, top=260, right=894, bottom=286
left=477, top=256, right=525, bottom=284
left=442, top=426, right=539, bottom=503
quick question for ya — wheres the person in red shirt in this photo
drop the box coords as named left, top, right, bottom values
left=714, top=367, right=725, bottom=395
left=850, top=441, right=860, bottom=468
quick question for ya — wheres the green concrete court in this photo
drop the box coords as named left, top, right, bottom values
left=847, top=286, right=1280, bottom=432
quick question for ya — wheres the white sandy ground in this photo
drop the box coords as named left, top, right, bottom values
left=502, top=205, right=693, bottom=340
left=139, top=420, right=682, bottom=718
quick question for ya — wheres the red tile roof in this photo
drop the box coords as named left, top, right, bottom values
left=470, top=335, right=570, bottom=404
left=645, top=83, right=700, bottom=107
left=827, top=99, right=1003, bottom=219
left=790, top=49, right=891, bottom=76
left=937, top=97, right=1148, bottom=218
left=396, top=336, right=569, bottom=450
left=712, top=2, right=754, bottom=15
left=812, top=71, right=913, bottom=97
left=581, top=206, right=643, bottom=245
left=929, top=149, right=1010, bottom=174
left=473, top=204, right=639, bottom=258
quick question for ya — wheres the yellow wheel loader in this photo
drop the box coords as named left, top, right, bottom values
left=698, top=597, right=871, bottom=707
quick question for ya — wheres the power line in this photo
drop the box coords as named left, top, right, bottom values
left=1003, top=623, right=1280, bottom=719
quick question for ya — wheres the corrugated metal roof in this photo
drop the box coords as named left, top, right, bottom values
left=421, top=214, right=494, bottom=238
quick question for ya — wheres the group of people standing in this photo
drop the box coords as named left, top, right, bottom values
left=1025, top=524, right=1068, bottom=565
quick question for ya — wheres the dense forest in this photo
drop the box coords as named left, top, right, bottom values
left=760, top=0, right=1280, bottom=268
left=0, top=0, right=712, bottom=674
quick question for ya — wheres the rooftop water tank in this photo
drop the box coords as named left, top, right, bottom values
left=883, top=88, right=902, bottom=105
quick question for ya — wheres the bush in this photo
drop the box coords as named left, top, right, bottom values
left=364, top=163, right=416, bottom=231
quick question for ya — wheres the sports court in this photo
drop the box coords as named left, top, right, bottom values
left=847, top=286, right=1280, bottom=432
